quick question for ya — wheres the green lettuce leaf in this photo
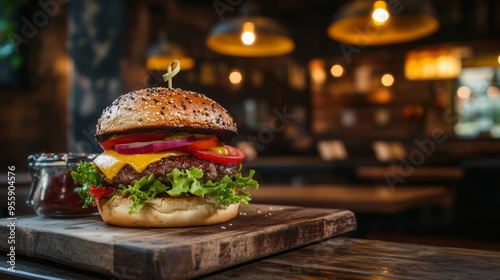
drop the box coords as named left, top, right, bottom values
left=71, top=162, right=104, bottom=208
left=165, top=168, right=259, bottom=207
left=166, top=168, right=204, bottom=196
left=71, top=164, right=259, bottom=214
left=117, top=175, right=169, bottom=214
left=207, top=171, right=259, bottom=207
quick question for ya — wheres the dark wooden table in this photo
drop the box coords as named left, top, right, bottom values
left=2, top=237, right=500, bottom=279
left=203, top=237, right=500, bottom=279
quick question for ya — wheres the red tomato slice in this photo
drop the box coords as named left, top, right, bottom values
left=88, top=185, right=116, bottom=205
left=177, top=136, right=218, bottom=151
left=100, top=132, right=169, bottom=150
left=192, top=145, right=245, bottom=164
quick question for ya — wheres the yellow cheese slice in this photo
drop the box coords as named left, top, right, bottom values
left=93, top=149, right=187, bottom=180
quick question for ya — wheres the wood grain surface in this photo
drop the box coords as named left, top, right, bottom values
left=203, top=237, right=500, bottom=280
left=0, top=204, right=356, bottom=279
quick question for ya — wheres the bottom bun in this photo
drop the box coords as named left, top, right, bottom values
left=97, top=196, right=239, bottom=227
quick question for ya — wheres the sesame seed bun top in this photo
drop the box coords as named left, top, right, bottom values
left=95, top=87, right=237, bottom=143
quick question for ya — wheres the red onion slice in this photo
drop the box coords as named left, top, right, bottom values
left=115, top=135, right=195, bottom=154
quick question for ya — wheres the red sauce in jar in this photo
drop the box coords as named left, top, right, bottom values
left=28, top=153, right=99, bottom=217
left=33, top=170, right=98, bottom=216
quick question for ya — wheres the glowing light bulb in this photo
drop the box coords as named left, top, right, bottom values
left=229, top=70, right=243, bottom=84
left=372, top=1, right=390, bottom=24
left=311, top=68, right=326, bottom=85
left=309, top=59, right=326, bottom=86
left=381, top=73, right=394, bottom=87
left=241, top=22, right=256, bottom=45
left=373, top=9, right=389, bottom=23
left=241, top=32, right=255, bottom=45
left=457, top=86, right=471, bottom=99
left=487, top=86, right=500, bottom=99
left=330, top=64, right=344, bottom=77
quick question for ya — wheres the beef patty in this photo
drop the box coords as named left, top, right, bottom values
left=100, top=155, right=241, bottom=186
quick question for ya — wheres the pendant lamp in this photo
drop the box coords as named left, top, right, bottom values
left=147, top=33, right=195, bottom=71
left=327, top=0, right=439, bottom=45
left=206, top=2, right=294, bottom=57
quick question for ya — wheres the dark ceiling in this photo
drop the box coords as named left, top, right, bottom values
left=147, top=0, right=500, bottom=60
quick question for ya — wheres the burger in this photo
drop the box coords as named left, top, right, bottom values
left=71, top=87, right=259, bottom=227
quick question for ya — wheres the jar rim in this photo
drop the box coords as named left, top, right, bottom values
left=28, top=153, right=98, bottom=167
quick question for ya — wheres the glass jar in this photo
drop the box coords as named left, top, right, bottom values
left=26, top=153, right=99, bottom=217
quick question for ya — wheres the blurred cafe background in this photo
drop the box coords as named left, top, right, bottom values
left=1, top=0, right=500, bottom=249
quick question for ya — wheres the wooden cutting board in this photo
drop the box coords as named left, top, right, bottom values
left=0, top=204, right=356, bottom=279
